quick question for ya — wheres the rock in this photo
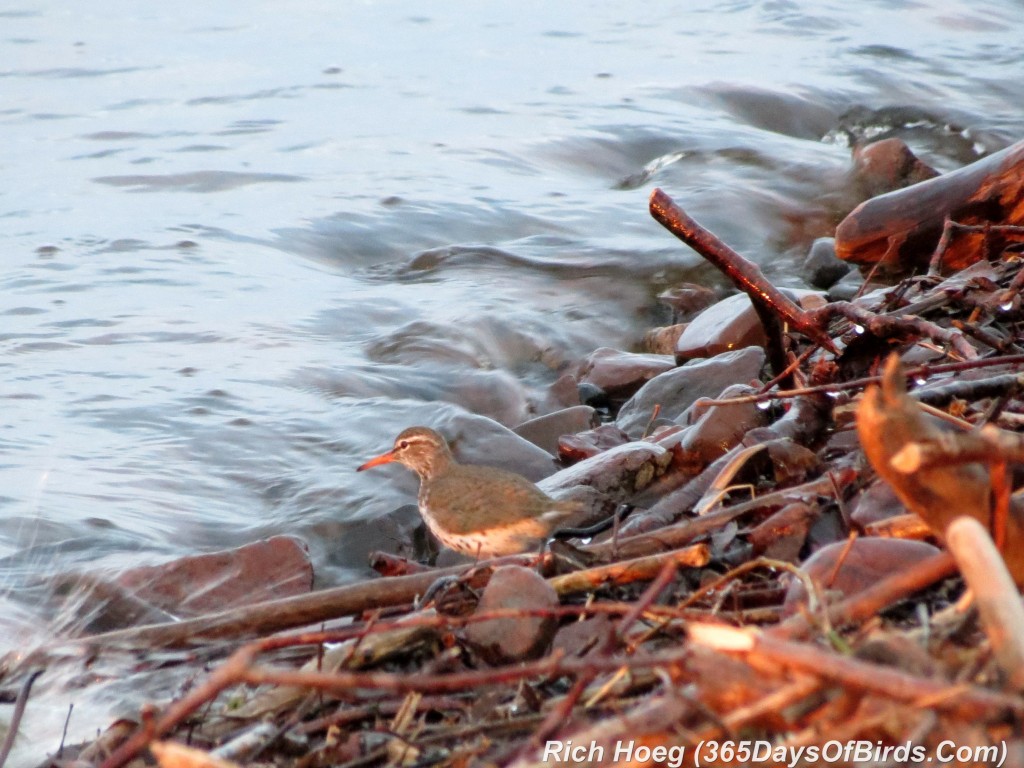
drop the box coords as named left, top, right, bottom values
left=826, top=270, right=866, bottom=302
left=782, top=538, right=941, bottom=615
left=433, top=411, right=558, bottom=482
left=551, top=614, right=615, bottom=658
left=850, top=479, right=908, bottom=527
left=541, top=372, right=583, bottom=411
left=642, top=324, right=686, bottom=355
left=576, top=381, right=610, bottom=409
left=539, top=441, right=671, bottom=501
left=116, top=535, right=314, bottom=617
left=836, top=138, right=1024, bottom=274
left=465, top=565, right=559, bottom=663
left=616, top=347, right=766, bottom=438
left=675, top=290, right=824, bottom=362
left=557, top=424, right=631, bottom=464
left=800, top=237, right=850, bottom=290
left=675, top=384, right=769, bottom=469
left=577, top=347, right=676, bottom=403
left=657, top=283, right=718, bottom=322
left=674, top=293, right=765, bottom=362
left=513, top=406, right=598, bottom=455
left=851, top=137, right=939, bottom=199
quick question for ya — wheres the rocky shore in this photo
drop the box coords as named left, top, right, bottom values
left=11, top=136, right=1024, bottom=767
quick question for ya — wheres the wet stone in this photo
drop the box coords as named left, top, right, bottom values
left=675, top=290, right=825, bottom=362
left=851, top=137, right=939, bottom=199
left=657, top=283, right=718, bottom=322
left=577, top=347, right=676, bottom=402
left=539, top=440, right=671, bottom=500
left=115, top=535, right=314, bottom=617
left=465, top=565, right=559, bottom=664
left=433, top=411, right=558, bottom=482
left=676, top=384, right=769, bottom=467
left=801, top=237, right=851, bottom=290
left=616, top=346, right=766, bottom=439
left=642, top=324, right=686, bottom=355
left=513, top=406, right=598, bottom=455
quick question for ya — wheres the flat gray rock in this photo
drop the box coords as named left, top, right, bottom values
left=616, top=347, right=766, bottom=438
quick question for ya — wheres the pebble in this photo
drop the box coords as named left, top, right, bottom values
left=801, top=237, right=851, bottom=290
left=465, top=565, right=559, bottom=663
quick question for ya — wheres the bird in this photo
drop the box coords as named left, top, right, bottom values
left=357, top=426, right=582, bottom=558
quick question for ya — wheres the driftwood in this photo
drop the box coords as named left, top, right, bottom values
left=835, top=138, right=1024, bottom=273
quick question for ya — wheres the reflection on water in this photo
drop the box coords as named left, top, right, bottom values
left=2, top=0, right=1024, bottom=758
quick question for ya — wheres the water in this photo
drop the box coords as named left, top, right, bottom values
left=2, top=0, right=1023, bottom=758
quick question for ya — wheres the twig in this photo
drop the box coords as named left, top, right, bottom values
left=649, top=188, right=837, bottom=378
left=772, top=551, right=958, bottom=640
left=689, top=623, right=1024, bottom=719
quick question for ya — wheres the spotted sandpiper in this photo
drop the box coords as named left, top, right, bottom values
left=357, top=426, right=581, bottom=558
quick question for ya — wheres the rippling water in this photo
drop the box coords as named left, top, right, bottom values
left=3, top=0, right=1024, bottom=757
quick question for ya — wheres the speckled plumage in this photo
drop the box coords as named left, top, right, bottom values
left=358, top=426, right=579, bottom=557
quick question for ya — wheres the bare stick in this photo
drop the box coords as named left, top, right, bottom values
left=946, top=517, right=1024, bottom=692
left=649, top=188, right=838, bottom=372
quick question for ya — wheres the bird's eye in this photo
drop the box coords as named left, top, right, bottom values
left=398, top=440, right=409, bottom=449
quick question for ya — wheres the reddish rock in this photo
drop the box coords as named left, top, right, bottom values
left=465, top=565, right=559, bottom=664
left=551, top=614, right=615, bottom=658
left=116, top=535, right=313, bottom=617
left=675, top=291, right=825, bottom=362
left=851, top=138, right=939, bottom=199
left=782, top=538, right=941, bottom=615
left=850, top=479, right=909, bottom=527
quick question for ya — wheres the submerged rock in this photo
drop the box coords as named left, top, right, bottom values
left=850, top=137, right=939, bottom=199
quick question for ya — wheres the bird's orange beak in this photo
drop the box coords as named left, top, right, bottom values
left=357, top=450, right=397, bottom=472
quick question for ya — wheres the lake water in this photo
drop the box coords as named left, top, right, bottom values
left=2, top=0, right=1023, bottom=759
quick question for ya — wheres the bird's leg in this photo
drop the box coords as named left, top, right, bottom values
left=553, top=504, right=634, bottom=542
